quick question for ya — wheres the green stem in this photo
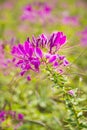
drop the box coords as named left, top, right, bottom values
left=23, top=119, right=53, bottom=130
left=47, top=66, right=80, bottom=130
left=71, top=102, right=80, bottom=130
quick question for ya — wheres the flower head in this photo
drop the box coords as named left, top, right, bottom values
left=11, top=32, right=69, bottom=80
left=68, top=90, right=74, bottom=96
left=0, top=110, right=24, bottom=122
left=18, top=113, right=24, bottom=120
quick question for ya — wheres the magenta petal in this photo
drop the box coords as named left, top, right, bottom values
left=28, top=47, right=34, bottom=57
left=12, top=58, right=16, bottom=62
left=31, top=59, right=40, bottom=71
left=16, top=60, right=23, bottom=66
left=27, top=75, right=31, bottom=81
left=49, top=55, right=57, bottom=63
left=44, top=5, right=52, bottom=13
left=16, top=47, right=22, bottom=55
left=63, top=59, right=69, bottom=66
left=40, top=34, right=47, bottom=44
left=11, top=46, right=17, bottom=54
left=0, top=111, right=5, bottom=118
left=31, top=59, right=40, bottom=66
left=20, top=71, right=26, bottom=76
left=18, top=113, right=24, bottom=120
left=35, top=47, right=43, bottom=58
left=24, top=41, right=30, bottom=53
left=59, top=36, right=66, bottom=45
left=25, top=5, right=32, bottom=12
left=54, top=32, right=61, bottom=45
left=59, top=55, right=65, bottom=60
left=32, top=35, right=36, bottom=46
left=53, top=61, right=59, bottom=67
left=18, top=44, right=26, bottom=54
left=25, top=64, right=31, bottom=70
left=41, top=34, right=47, bottom=40
left=24, top=40, right=34, bottom=56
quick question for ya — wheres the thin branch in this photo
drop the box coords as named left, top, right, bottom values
left=23, top=119, right=52, bottom=130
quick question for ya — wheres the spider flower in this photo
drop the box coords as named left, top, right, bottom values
left=11, top=32, right=69, bottom=80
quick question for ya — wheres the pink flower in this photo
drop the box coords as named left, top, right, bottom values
left=62, top=16, right=79, bottom=26
left=18, top=113, right=24, bottom=120
left=11, top=32, right=69, bottom=80
left=68, top=90, right=74, bottom=96
left=79, top=27, right=87, bottom=46
left=0, top=110, right=24, bottom=122
left=21, top=2, right=52, bottom=23
left=49, top=32, right=66, bottom=53
left=27, top=75, right=31, bottom=81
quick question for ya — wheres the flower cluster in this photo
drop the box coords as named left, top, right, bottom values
left=80, top=27, right=87, bottom=46
left=0, top=110, right=24, bottom=122
left=21, top=2, right=52, bottom=22
left=0, top=110, right=24, bottom=130
left=12, top=32, right=69, bottom=80
left=62, top=15, right=79, bottom=26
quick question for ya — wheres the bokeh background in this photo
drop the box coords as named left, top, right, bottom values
left=0, top=0, right=87, bottom=129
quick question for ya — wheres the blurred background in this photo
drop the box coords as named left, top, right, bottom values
left=0, top=0, right=87, bottom=130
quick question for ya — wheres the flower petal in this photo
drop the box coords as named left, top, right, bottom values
left=49, top=55, right=57, bottom=63
left=35, top=47, right=43, bottom=58
left=24, top=41, right=30, bottom=53
left=18, top=44, right=26, bottom=54
left=27, top=75, right=31, bottom=81
left=59, top=35, right=66, bottom=46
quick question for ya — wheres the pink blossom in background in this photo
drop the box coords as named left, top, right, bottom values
left=3, top=2, right=13, bottom=9
left=0, top=1, right=13, bottom=10
left=21, top=4, right=36, bottom=22
left=62, top=15, right=79, bottom=26
left=21, top=2, right=52, bottom=23
left=79, top=27, right=87, bottom=46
